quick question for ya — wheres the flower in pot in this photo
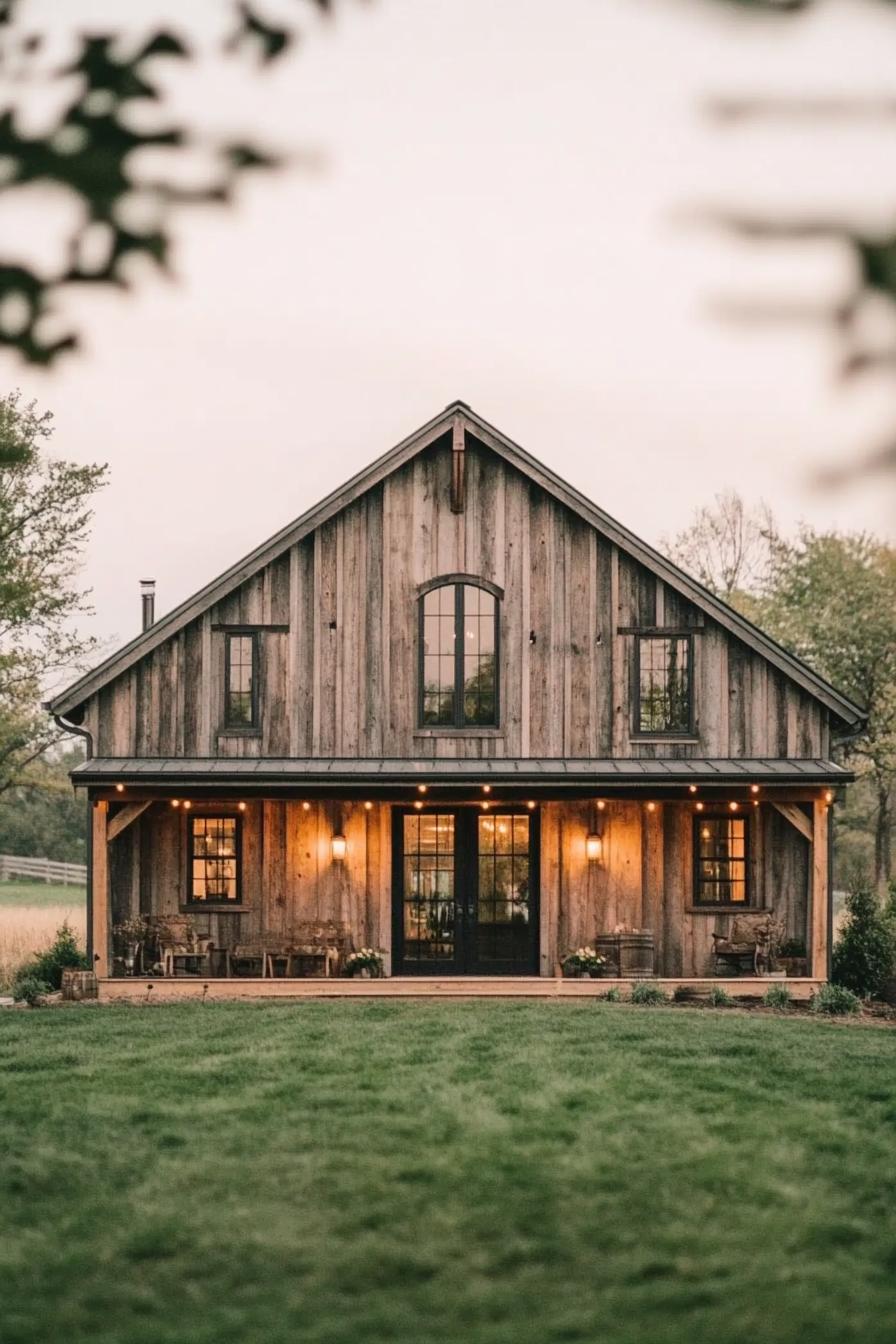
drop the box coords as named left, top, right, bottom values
left=344, top=948, right=386, bottom=978
left=561, top=947, right=606, bottom=978
left=112, top=916, right=150, bottom=975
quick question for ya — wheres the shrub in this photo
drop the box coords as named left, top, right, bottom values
left=604, top=987, right=622, bottom=1002
left=707, top=985, right=733, bottom=1007
left=19, top=921, right=89, bottom=992
left=12, top=973, right=52, bottom=1006
left=778, top=938, right=806, bottom=959
left=831, top=883, right=895, bottom=999
left=810, top=984, right=861, bottom=1017
left=630, top=981, right=667, bottom=1006
left=763, top=984, right=793, bottom=1010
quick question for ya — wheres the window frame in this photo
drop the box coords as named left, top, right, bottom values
left=417, top=577, right=501, bottom=730
left=692, top=811, right=752, bottom=909
left=223, top=630, right=259, bottom=731
left=185, top=812, right=244, bottom=909
left=632, top=632, right=694, bottom=738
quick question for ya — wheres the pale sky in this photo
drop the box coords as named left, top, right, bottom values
left=4, top=0, right=896, bottom=655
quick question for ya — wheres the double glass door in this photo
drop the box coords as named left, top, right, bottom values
left=394, top=808, right=538, bottom=975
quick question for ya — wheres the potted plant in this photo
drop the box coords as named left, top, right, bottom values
left=344, top=948, right=385, bottom=979
left=112, top=915, right=150, bottom=976
left=777, top=938, right=808, bottom=977
left=561, top=947, right=606, bottom=978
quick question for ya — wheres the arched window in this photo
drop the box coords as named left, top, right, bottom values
left=419, top=580, right=499, bottom=728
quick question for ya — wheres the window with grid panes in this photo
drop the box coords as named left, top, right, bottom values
left=693, top=815, right=749, bottom=906
left=420, top=582, right=498, bottom=727
left=225, top=633, right=257, bottom=728
left=636, top=635, right=691, bottom=734
left=188, top=815, right=241, bottom=904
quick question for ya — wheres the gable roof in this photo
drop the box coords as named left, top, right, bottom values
left=47, top=401, right=866, bottom=726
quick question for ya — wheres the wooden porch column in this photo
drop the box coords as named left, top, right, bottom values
left=810, top=800, right=830, bottom=980
left=92, top=801, right=110, bottom=977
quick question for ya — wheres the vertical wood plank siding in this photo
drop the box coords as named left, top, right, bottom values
left=86, top=439, right=829, bottom=762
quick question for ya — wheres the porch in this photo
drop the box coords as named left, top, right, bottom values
left=81, top=755, right=841, bottom=989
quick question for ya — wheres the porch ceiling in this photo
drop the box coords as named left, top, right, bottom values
left=74, top=756, right=853, bottom=789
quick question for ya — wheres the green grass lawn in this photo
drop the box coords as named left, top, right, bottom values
left=2, top=1003, right=895, bottom=1344
left=0, top=879, right=86, bottom=908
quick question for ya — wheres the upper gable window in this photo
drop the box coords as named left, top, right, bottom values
left=225, top=632, right=258, bottom=729
left=420, top=582, right=498, bottom=728
left=635, top=634, right=692, bottom=735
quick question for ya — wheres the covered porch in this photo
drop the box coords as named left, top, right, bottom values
left=78, top=756, right=845, bottom=993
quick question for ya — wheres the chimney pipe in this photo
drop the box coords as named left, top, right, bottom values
left=140, top=579, right=156, bottom=632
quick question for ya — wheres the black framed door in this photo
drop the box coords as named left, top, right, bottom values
left=392, top=807, right=539, bottom=975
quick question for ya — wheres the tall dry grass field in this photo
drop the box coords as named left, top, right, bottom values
left=0, top=884, right=86, bottom=989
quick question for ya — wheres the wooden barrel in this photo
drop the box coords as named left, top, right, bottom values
left=61, top=969, right=98, bottom=1001
left=596, top=932, right=656, bottom=978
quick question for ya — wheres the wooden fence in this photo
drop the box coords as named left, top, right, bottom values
left=0, top=853, right=87, bottom=886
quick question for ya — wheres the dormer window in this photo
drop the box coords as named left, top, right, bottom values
left=419, top=581, right=499, bottom=728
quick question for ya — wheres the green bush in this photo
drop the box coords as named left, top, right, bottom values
left=12, top=973, right=52, bottom=1006
left=831, top=883, right=894, bottom=998
left=763, top=984, right=793, bottom=1010
left=630, top=981, right=667, bottom=1006
left=19, top=921, right=89, bottom=992
left=604, top=987, right=622, bottom=1002
left=707, top=985, right=733, bottom=1007
left=810, top=984, right=861, bottom=1017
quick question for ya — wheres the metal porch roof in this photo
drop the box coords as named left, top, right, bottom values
left=73, top=757, right=852, bottom=788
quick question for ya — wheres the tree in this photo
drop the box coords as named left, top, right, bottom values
left=831, top=881, right=895, bottom=999
left=760, top=531, right=896, bottom=888
left=662, top=491, right=780, bottom=609
left=0, top=743, right=86, bottom=861
left=0, top=1, right=340, bottom=364
left=0, top=390, right=106, bottom=793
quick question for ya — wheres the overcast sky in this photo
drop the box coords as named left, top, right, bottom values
left=4, top=0, right=896, bottom=652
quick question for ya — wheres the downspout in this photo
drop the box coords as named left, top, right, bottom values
left=50, top=707, right=95, bottom=966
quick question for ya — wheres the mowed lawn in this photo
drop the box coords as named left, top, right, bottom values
left=2, top=1004, right=896, bottom=1344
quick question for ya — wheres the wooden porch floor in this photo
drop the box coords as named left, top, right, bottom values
left=97, top=976, right=824, bottom=1002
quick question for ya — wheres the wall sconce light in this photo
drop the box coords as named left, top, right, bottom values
left=824, top=789, right=834, bottom=804
left=586, top=833, right=603, bottom=862
left=331, top=833, right=347, bottom=861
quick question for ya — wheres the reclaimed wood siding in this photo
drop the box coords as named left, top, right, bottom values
left=542, top=801, right=809, bottom=977
left=86, top=438, right=830, bottom=760
left=130, top=800, right=392, bottom=969
left=114, top=799, right=809, bottom=978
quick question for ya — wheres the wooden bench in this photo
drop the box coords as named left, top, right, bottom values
left=711, top=911, right=785, bottom=976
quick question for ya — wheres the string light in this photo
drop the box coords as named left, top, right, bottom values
left=527, top=800, right=536, bottom=810
left=688, top=785, right=697, bottom=794
left=750, top=784, right=760, bottom=795
left=182, top=800, right=191, bottom=810
left=238, top=801, right=246, bottom=812
left=414, top=800, right=423, bottom=810
left=302, top=801, right=311, bottom=811
left=171, top=799, right=180, bottom=808
left=482, top=784, right=491, bottom=794
left=417, top=784, right=428, bottom=794
left=364, top=801, right=373, bottom=811
left=695, top=801, right=704, bottom=812
left=115, top=783, right=125, bottom=793
left=596, top=799, right=606, bottom=811
left=729, top=801, right=738, bottom=812
left=481, top=800, right=490, bottom=811
left=646, top=801, right=656, bottom=813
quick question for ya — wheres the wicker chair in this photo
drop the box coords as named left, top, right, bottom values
left=711, top=911, right=785, bottom=976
